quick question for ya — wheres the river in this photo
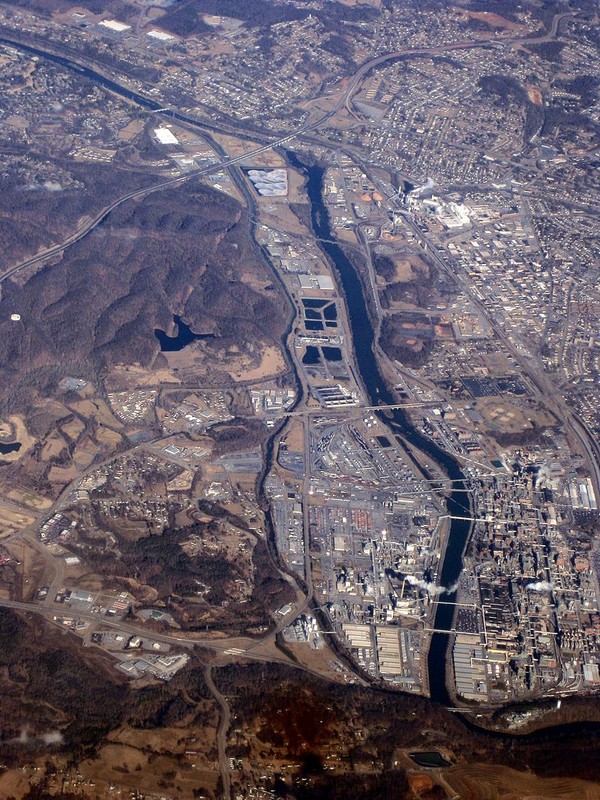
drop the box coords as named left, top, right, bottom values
left=287, top=153, right=473, bottom=704
left=1, top=28, right=468, bottom=701
left=0, top=35, right=263, bottom=144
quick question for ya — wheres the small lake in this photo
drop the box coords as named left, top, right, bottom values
left=155, top=315, right=214, bottom=352
left=0, top=441, right=21, bottom=455
left=409, top=751, right=451, bottom=768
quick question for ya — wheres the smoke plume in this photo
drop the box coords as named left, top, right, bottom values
left=405, top=575, right=458, bottom=596
left=526, top=581, right=554, bottom=592
left=11, top=728, right=63, bottom=746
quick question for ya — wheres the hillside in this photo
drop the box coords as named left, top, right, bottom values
left=0, top=180, right=289, bottom=411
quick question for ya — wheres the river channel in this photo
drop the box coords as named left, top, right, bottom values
left=0, top=36, right=171, bottom=114
left=287, top=153, right=474, bottom=704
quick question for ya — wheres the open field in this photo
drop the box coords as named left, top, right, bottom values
left=4, top=538, right=52, bottom=600
left=281, top=418, right=305, bottom=453
left=5, top=488, right=52, bottom=511
left=78, top=739, right=219, bottom=799
left=0, top=502, right=35, bottom=535
left=41, top=433, right=67, bottom=461
left=463, top=10, right=531, bottom=33
left=60, top=417, right=86, bottom=440
left=47, top=465, right=80, bottom=484
left=106, top=363, right=182, bottom=391
left=476, top=397, right=555, bottom=434
left=444, top=763, right=600, bottom=799
left=230, top=344, right=286, bottom=382
left=69, top=399, right=123, bottom=429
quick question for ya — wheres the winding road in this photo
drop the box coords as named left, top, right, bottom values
left=204, top=665, right=231, bottom=799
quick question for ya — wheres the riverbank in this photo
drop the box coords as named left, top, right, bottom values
left=286, top=151, right=474, bottom=704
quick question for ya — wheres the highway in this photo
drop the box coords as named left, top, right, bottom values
left=0, top=28, right=543, bottom=286
left=353, top=147, right=600, bottom=504
left=0, top=9, right=585, bottom=759
left=0, top=126, right=309, bottom=285
left=0, top=593, right=306, bottom=664
left=0, top=8, right=577, bottom=288
left=204, top=665, right=232, bottom=799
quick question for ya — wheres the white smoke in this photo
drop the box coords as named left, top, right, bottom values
left=11, top=728, right=63, bottom=746
left=404, top=575, right=458, bottom=596
left=413, top=177, right=436, bottom=197
left=526, top=581, right=554, bottom=592
left=41, top=731, right=64, bottom=745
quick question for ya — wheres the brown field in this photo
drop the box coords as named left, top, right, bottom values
left=210, top=131, right=260, bottom=158
left=41, top=433, right=67, bottom=461
left=119, top=576, right=160, bottom=604
left=0, top=743, right=218, bottom=800
left=95, top=426, right=123, bottom=447
left=392, top=258, right=422, bottom=283
left=476, top=398, right=555, bottom=433
left=106, top=722, right=216, bottom=753
left=48, top=465, right=79, bottom=484
left=0, top=502, right=35, bottom=534
left=72, top=448, right=98, bottom=469
left=281, top=418, right=305, bottom=454
left=243, top=150, right=286, bottom=168
left=377, top=252, right=430, bottom=291
left=0, top=418, right=16, bottom=439
left=288, top=165, right=310, bottom=203
left=0, top=766, right=35, bottom=799
left=444, top=763, right=600, bottom=799
left=117, top=119, right=145, bottom=141
left=75, top=719, right=221, bottom=799
left=72, top=436, right=102, bottom=461
left=281, top=640, right=351, bottom=682
left=8, top=732, right=222, bottom=800
left=69, top=398, right=123, bottom=429
left=463, top=10, right=529, bottom=33
left=5, top=488, right=52, bottom=510
left=60, top=417, right=86, bottom=440
left=526, top=85, right=544, bottom=105
left=163, top=343, right=213, bottom=376
left=5, top=538, right=52, bottom=599
left=106, top=363, right=182, bottom=390
left=336, top=227, right=359, bottom=245
left=408, top=772, right=436, bottom=795
left=260, top=200, right=310, bottom=236
left=230, top=345, right=286, bottom=382
left=481, top=352, right=514, bottom=372
left=72, top=572, right=107, bottom=593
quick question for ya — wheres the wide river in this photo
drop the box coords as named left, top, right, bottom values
left=287, top=154, right=474, bottom=704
